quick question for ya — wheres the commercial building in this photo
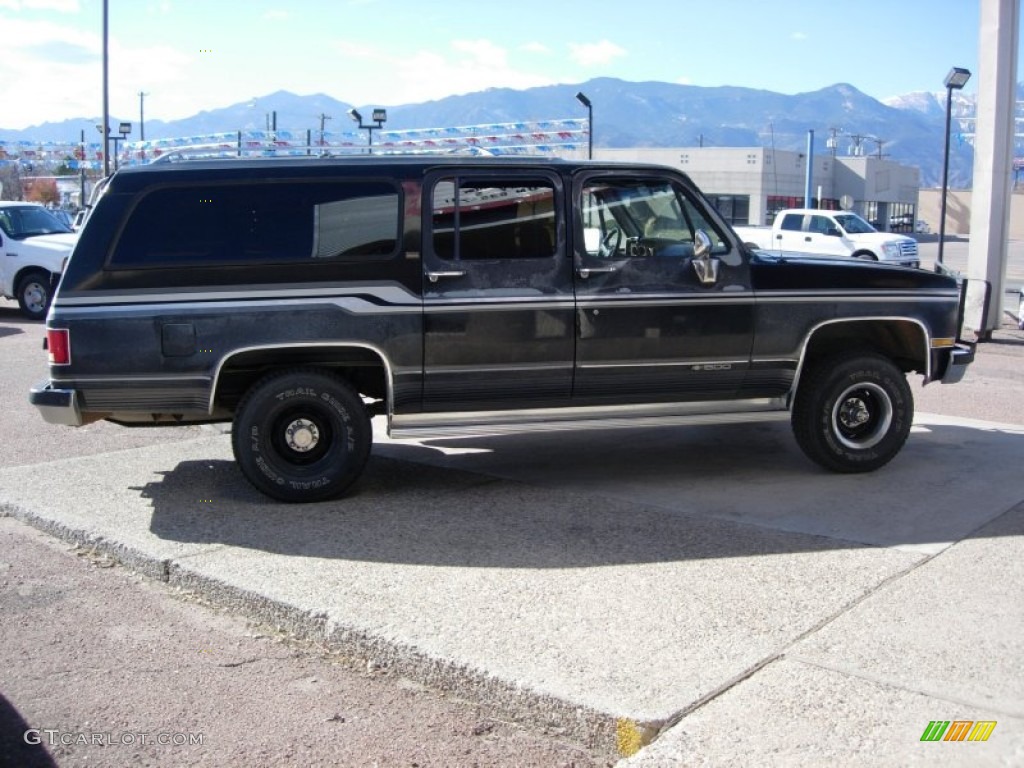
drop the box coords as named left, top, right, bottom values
left=597, top=147, right=921, bottom=230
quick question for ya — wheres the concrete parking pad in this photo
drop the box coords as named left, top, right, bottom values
left=619, top=502, right=1024, bottom=765
left=2, top=411, right=1022, bottom=756
left=617, top=658, right=1024, bottom=767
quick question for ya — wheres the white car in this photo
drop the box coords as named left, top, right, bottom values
left=0, top=202, right=78, bottom=319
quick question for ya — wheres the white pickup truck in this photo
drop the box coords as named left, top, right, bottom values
left=0, top=202, right=77, bottom=319
left=734, top=208, right=920, bottom=268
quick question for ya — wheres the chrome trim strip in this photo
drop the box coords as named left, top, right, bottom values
left=755, top=293, right=958, bottom=304
left=51, top=374, right=210, bottom=385
left=424, top=362, right=571, bottom=374
left=424, top=298, right=576, bottom=313
left=576, top=358, right=749, bottom=370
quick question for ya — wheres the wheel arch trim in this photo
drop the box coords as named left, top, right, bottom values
left=788, top=316, right=931, bottom=403
left=209, top=342, right=397, bottom=420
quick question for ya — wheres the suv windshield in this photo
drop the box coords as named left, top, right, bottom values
left=833, top=213, right=876, bottom=234
left=0, top=205, right=73, bottom=240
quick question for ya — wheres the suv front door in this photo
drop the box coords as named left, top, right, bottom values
left=571, top=173, right=754, bottom=403
left=421, top=171, right=574, bottom=411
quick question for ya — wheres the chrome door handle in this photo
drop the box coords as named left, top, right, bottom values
left=576, top=265, right=620, bottom=278
left=426, top=270, right=467, bottom=283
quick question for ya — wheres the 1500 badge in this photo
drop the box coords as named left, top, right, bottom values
left=692, top=363, right=733, bottom=371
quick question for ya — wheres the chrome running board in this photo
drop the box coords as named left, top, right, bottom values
left=389, top=398, right=790, bottom=439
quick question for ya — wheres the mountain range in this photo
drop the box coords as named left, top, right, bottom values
left=1, top=77, right=997, bottom=187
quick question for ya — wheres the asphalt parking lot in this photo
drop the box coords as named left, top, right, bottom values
left=1, top=239, right=1023, bottom=765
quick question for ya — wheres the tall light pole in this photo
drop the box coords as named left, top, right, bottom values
left=937, top=66, right=971, bottom=270
left=575, top=91, right=592, bottom=160
left=347, top=108, right=386, bottom=154
left=101, top=0, right=110, bottom=176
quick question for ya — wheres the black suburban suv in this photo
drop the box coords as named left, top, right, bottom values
left=30, top=156, right=976, bottom=502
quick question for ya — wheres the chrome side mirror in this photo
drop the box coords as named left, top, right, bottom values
left=692, top=229, right=719, bottom=286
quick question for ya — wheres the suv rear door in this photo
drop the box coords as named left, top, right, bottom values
left=421, top=169, right=574, bottom=410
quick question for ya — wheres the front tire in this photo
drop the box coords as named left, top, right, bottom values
left=792, top=353, right=912, bottom=473
left=232, top=369, right=371, bottom=503
left=17, top=270, right=53, bottom=320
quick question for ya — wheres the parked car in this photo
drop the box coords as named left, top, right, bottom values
left=889, top=212, right=915, bottom=232
left=30, top=157, right=976, bottom=502
left=734, top=209, right=920, bottom=268
left=0, top=202, right=77, bottom=319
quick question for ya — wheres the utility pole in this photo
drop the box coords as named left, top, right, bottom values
left=827, top=126, right=842, bottom=157
left=139, top=91, right=149, bottom=140
left=318, top=113, right=332, bottom=148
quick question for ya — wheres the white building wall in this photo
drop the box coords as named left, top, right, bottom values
left=598, top=145, right=917, bottom=227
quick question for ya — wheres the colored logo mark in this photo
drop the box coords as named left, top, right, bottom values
left=920, top=720, right=997, bottom=742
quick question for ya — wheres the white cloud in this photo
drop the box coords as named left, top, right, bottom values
left=676, top=76, right=693, bottom=86
left=329, top=38, right=553, bottom=106
left=0, top=18, right=100, bottom=125
left=791, top=32, right=808, bottom=41
left=521, top=42, right=549, bottom=55
left=0, top=15, right=197, bottom=127
left=262, top=9, right=289, bottom=21
left=569, top=40, right=626, bottom=67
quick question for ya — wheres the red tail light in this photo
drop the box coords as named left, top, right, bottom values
left=47, top=328, right=70, bottom=365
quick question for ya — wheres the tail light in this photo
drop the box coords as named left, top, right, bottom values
left=47, top=328, right=70, bottom=365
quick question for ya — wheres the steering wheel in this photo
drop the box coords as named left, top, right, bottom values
left=599, top=227, right=622, bottom=258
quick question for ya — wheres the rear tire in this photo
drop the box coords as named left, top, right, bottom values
left=232, top=368, right=371, bottom=503
left=792, top=353, right=912, bottom=473
left=17, top=270, right=52, bottom=320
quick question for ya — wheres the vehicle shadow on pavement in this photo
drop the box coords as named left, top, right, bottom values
left=0, top=692, right=58, bottom=768
left=143, top=421, right=1024, bottom=566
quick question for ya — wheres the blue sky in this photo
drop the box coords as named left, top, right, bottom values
left=0, top=0, right=1010, bottom=129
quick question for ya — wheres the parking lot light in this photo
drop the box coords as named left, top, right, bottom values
left=348, top=108, right=386, bottom=154
left=938, top=67, right=971, bottom=270
left=575, top=91, right=593, bottom=160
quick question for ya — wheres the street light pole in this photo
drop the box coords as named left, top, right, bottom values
left=937, top=66, right=971, bottom=271
left=575, top=91, right=592, bottom=160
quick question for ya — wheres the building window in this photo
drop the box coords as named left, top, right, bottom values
left=708, top=194, right=750, bottom=225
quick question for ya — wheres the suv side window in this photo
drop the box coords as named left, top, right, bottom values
left=109, top=181, right=399, bottom=267
left=579, top=178, right=729, bottom=259
left=431, top=178, right=556, bottom=261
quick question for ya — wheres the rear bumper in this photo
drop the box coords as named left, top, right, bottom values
left=29, top=381, right=83, bottom=426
